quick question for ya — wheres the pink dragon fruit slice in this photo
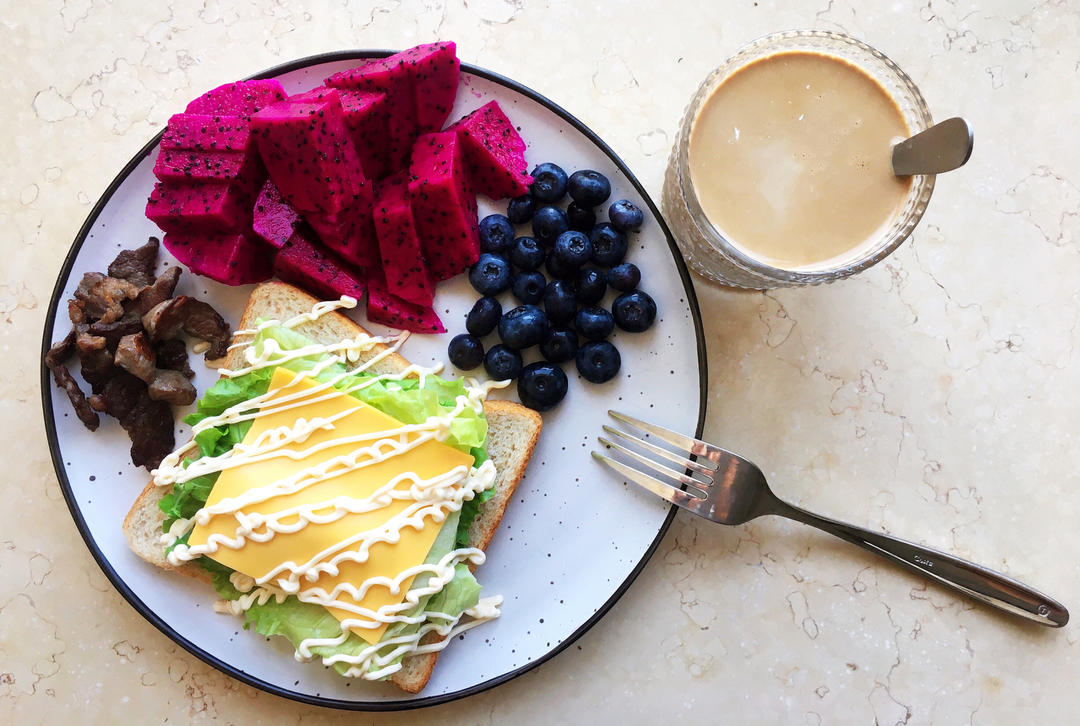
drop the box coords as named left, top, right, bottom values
left=373, top=173, right=436, bottom=307
left=161, top=113, right=253, bottom=152
left=251, top=91, right=366, bottom=217
left=153, top=148, right=261, bottom=187
left=367, top=275, right=445, bottom=334
left=446, top=100, right=532, bottom=199
left=407, top=131, right=481, bottom=280
left=145, top=181, right=250, bottom=234
left=185, top=79, right=287, bottom=119
left=163, top=232, right=272, bottom=285
left=289, top=87, right=391, bottom=179
left=325, top=57, right=416, bottom=172
left=251, top=179, right=301, bottom=249
left=388, top=42, right=460, bottom=133
left=273, top=233, right=367, bottom=302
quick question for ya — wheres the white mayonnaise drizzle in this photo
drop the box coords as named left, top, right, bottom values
left=154, top=296, right=504, bottom=679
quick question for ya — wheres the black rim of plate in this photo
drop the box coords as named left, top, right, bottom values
left=39, top=50, right=709, bottom=712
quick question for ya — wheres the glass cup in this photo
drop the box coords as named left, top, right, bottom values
left=662, top=30, right=935, bottom=288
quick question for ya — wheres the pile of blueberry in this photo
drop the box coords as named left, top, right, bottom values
left=447, top=162, right=657, bottom=412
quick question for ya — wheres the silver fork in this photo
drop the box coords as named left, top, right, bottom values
left=594, top=410, right=1068, bottom=627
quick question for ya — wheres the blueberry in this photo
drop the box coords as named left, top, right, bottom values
left=568, top=170, right=611, bottom=207
left=608, top=199, right=644, bottom=233
left=589, top=223, right=628, bottom=267
left=540, top=328, right=578, bottom=364
left=530, top=163, right=568, bottom=203
left=511, top=270, right=547, bottom=305
left=498, top=304, right=549, bottom=349
left=543, top=279, right=578, bottom=325
left=575, top=306, right=615, bottom=341
left=612, top=291, right=657, bottom=332
left=478, top=214, right=515, bottom=255
left=574, top=266, right=607, bottom=305
left=507, top=195, right=536, bottom=225
left=545, top=252, right=573, bottom=280
left=576, top=340, right=621, bottom=383
left=466, top=296, right=502, bottom=337
left=517, top=362, right=569, bottom=411
left=484, top=344, right=523, bottom=380
left=447, top=334, right=484, bottom=370
left=553, top=230, right=593, bottom=270
left=468, top=253, right=511, bottom=295
left=532, top=205, right=569, bottom=246
left=606, top=262, right=640, bottom=291
left=567, top=201, right=596, bottom=233
left=509, top=236, right=546, bottom=271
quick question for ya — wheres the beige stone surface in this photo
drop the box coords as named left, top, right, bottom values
left=5, top=0, right=1079, bottom=722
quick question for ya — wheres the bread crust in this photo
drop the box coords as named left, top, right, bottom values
left=121, top=281, right=541, bottom=693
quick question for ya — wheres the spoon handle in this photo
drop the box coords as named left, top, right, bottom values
left=769, top=498, right=1068, bottom=627
left=892, top=117, right=974, bottom=176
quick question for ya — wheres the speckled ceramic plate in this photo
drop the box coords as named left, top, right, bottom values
left=40, top=51, right=707, bottom=710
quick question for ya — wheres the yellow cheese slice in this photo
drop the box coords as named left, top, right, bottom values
left=188, top=367, right=474, bottom=643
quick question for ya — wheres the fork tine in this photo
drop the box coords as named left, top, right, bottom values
left=602, top=425, right=717, bottom=477
left=598, top=436, right=711, bottom=496
left=609, top=410, right=718, bottom=456
left=591, top=451, right=704, bottom=511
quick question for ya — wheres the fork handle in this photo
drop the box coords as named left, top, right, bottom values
left=771, top=500, right=1069, bottom=627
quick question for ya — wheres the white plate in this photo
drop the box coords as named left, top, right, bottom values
left=40, top=52, right=706, bottom=710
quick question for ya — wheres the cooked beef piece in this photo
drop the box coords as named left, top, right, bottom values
left=75, top=331, right=114, bottom=392
left=134, top=266, right=181, bottom=315
left=148, top=369, right=196, bottom=406
left=127, top=396, right=174, bottom=470
left=107, top=237, right=159, bottom=288
left=155, top=339, right=194, bottom=378
left=143, top=296, right=231, bottom=360
left=68, top=298, right=89, bottom=326
left=46, top=330, right=99, bottom=431
left=88, top=372, right=143, bottom=422
left=76, top=276, right=140, bottom=323
left=115, top=332, right=156, bottom=383
left=88, top=311, right=143, bottom=347
left=76, top=272, right=105, bottom=298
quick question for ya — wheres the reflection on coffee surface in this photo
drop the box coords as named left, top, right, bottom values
left=688, top=51, right=912, bottom=269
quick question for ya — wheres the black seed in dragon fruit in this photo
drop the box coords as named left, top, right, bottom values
left=251, top=89, right=366, bottom=218
left=367, top=274, right=445, bottom=334
left=326, top=57, right=417, bottom=173
left=446, top=100, right=532, bottom=200
left=160, top=113, right=253, bottom=152
left=162, top=232, right=272, bottom=286
left=145, top=181, right=250, bottom=234
left=392, top=41, right=460, bottom=133
left=408, top=131, right=481, bottom=281
left=373, top=172, right=436, bottom=307
left=251, top=179, right=301, bottom=249
left=185, top=79, right=287, bottom=119
left=273, top=233, right=368, bottom=302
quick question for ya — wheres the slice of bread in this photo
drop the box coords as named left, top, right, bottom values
left=122, top=281, right=541, bottom=694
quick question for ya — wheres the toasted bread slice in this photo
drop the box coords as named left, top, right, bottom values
left=122, top=281, right=541, bottom=694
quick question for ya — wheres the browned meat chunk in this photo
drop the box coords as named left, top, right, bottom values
left=75, top=331, right=114, bottom=392
left=143, top=296, right=231, bottom=360
left=68, top=299, right=89, bottom=326
left=76, top=275, right=140, bottom=324
left=134, top=266, right=181, bottom=315
left=45, top=330, right=99, bottom=431
left=88, top=372, right=143, bottom=422
left=88, top=311, right=143, bottom=347
left=115, top=332, right=156, bottom=383
left=155, top=339, right=194, bottom=378
left=107, top=237, right=159, bottom=288
left=148, top=369, right=196, bottom=406
left=128, top=396, right=174, bottom=470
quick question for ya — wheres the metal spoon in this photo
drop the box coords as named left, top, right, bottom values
left=892, top=117, right=974, bottom=176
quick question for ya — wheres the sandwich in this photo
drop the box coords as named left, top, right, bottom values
left=123, top=281, right=541, bottom=693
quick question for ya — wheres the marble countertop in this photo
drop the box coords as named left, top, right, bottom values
left=6, top=1, right=1079, bottom=722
